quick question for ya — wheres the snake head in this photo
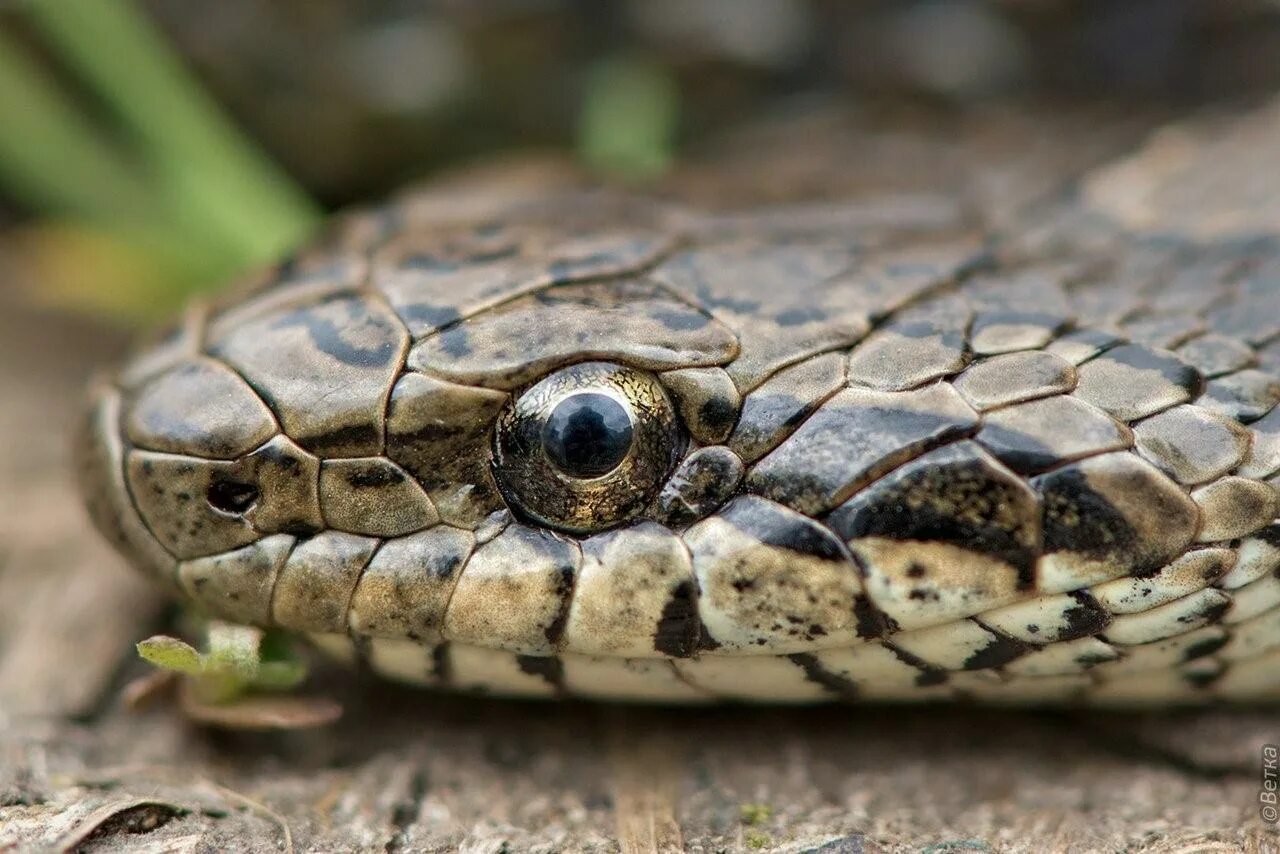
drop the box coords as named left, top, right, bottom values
left=80, top=199, right=1252, bottom=704
left=75, top=219, right=1017, bottom=672
left=74, top=244, right=762, bottom=657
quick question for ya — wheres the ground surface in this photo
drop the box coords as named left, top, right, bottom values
left=3, top=100, right=1280, bottom=852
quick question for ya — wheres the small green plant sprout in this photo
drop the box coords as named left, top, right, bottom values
left=738, top=802, right=775, bottom=849
left=738, top=803, right=774, bottom=826
left=134, top=621, right=341, bottom=730
left=577, top=54, right=679, bottom=182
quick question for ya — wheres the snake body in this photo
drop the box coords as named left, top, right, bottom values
left=78, top=115, right=1280, bottom=704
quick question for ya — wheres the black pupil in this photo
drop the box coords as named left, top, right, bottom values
left=207, top=480, right=259, bottom=514
left=542, top=392, right=634, bottom=478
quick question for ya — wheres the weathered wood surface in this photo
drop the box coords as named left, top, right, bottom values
left=3, top=99, right=1280, bottom=853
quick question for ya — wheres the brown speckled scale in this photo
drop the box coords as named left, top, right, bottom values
left=78, top=115, right=1280, bottom=705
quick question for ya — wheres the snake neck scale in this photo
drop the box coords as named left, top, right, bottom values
left=78, top=109, right=1280, bottom=705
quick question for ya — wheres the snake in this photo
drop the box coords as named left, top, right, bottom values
left=76, top=113, right=1280, bottom=705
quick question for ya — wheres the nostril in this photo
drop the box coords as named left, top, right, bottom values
left=206, top=479, right=259, bottom=515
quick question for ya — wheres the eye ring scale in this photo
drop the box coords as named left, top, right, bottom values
left=492, top=362, right=684, bottom=534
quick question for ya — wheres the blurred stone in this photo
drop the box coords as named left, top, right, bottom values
left=884, top=0, right=1027, bottom=98
left=139, top=1, right=1280, bottom=203
left=629, top=0, right=813, bottom=68
left=342, top=17, right=472, bottom=115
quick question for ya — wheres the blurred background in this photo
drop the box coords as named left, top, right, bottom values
left=4, top=0, right=1280, bottom=325
left=1, top=7, right=1278, bottom=848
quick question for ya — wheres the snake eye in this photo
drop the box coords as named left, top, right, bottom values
left=206, top=479, right=259, bottom=516
left=542, top=392, right=635, bottom=478
left=493, top=362, right=683, bottom=533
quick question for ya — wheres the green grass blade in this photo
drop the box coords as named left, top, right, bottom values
left=0, top=25, right=157, bottom=222
left=23, top=0, right=321, bottom=266
left=578, top=55, right=679, bottom=181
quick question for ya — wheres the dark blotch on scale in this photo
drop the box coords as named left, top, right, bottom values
left=789, top=653, right=859, bottom=698
left=269, top=297, right=399, bottom=368
left=516, top=655, right=566, bottom=690
left=854, top=595, right=898, bottom=638
left=961, top=633, right=1031, bottom=670
left=654, top=580, right=702, bottom=657
left=542, top=393, right=634, bottom=478
left=1059, top=591, right=1112, bottom=639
